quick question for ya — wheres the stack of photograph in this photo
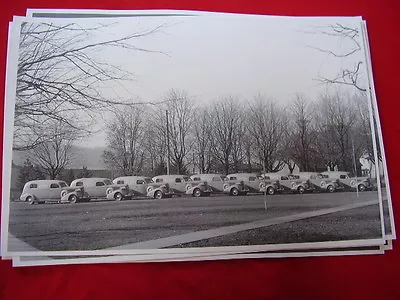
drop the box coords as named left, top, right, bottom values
left=0, top=9, right=396, bottom=267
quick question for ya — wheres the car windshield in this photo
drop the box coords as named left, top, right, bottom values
left=183, top=177, right=191, bottom=182
left=144, top=178, right=152, bottom=184
left=104, top=179, right=112, bottom=185
left=288, top=175, right=299, bottom=179
left=59, top=182, right=67, bottom=187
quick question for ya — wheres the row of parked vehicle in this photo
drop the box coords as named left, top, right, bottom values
left=19, top=171, right=373, bottom=205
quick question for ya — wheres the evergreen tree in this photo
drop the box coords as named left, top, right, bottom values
left=78, top=166, right=92, bottom=178
left=17, top=158, right=45, bottom=190
left=66, top=169, right=75, bottom=184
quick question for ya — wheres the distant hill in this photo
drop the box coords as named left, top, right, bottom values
left=12, top=146, right=108, bottom=170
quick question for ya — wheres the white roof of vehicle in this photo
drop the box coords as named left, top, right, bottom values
left=227, top=173, right=259, bottom=178
left=321, top=171, right=350, bottom=175
left=71, top=178, right=111, bottom=185
left=295, top=172, right=321, bottom=175
left=152, top=174, right=191, bottom=182
left=113, top=176, right=151, bottom=181
left=24, top=179, right=67, bottom=185
left=262, top=173, right=286, bottom=177
left=190, top=174, right=225, bottom=179
left=23, top=180, right=68, bottom=189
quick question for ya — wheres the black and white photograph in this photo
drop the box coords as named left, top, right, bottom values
left=2, top=14, right=389, bottom=259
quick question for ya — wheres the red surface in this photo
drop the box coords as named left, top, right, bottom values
left=1, top=1, right=400, bottom=299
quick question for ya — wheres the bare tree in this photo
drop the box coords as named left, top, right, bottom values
left=209, top=96, right=242, bottom=175
left=193, top=107, right=213, bottom=174
left=165, top=90, right=196, bottom=174
left=29, top=120, right=76, bottom=179
left=103, top=106, right=145, bottom=176
left=352, top=93, right=377, bottom=177
left=307, top=23, right=373, bottom=174
left=231, top=114, right=246, bottom=173
left=241, top=133, right=254, bottom=173
left=15, top=21, right=165, bottom=151
left=142, top=123, right=167, bottom=176
left=247, top=96, right=286, bottom=173
left=286, top=95, right=318, bottom=172
left=149, top=90, right=195, bottom=175
left=281, top=126, right=297, bottom=174
left=314, top=92, right=364, bottom=174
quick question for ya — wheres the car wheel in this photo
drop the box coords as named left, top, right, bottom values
left=26, top=196, right=35, bottom=205
left=297, top=186, right=305, bottom=194
left=114, top=192, right=123, bottom=201
left=154, top=190, right=163, bottom=199
left=267, top=187, right=275, bottom=195
left=193, top=188, right=202, bottom=197
left=231, top=188, right=239, bottom=196
left=327, top=185, right=335, bottom=193
left=69, top=194, right=78, bottom=203
left=358, top=184, right=366, bottom=192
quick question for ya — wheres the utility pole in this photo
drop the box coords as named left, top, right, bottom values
left=352, top=139, right=359, bottom=198
left=192, top=152, right=195, bottom=174
left=166, top=110, right=171, bottom=175
left=263, top=159, right=267, bottom=211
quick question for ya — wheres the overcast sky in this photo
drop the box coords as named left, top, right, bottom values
left=19, top=15, right=368, bottom=148
left=87, top=15, right=367, bottom=102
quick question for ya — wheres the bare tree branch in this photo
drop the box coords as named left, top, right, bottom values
left=15, top=21, right=167, bottom=150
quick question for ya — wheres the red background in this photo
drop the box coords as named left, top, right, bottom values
left=1, top=1, right=399, bottom=299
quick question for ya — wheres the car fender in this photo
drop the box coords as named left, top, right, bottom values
left=147, top=185, right=156, bottom=193
left=60, top=191, right=78, bottom=201
left=147, top=187, right=163, bottom=198
left=231, top=184, right=244, bottom=192
left=222, top=185, right=232, bottom=194
left=185, top=186, right=196, bottom=194
left=20, top=193, right=36, bottom=201
left=106, top=190, right=119, bottom=200
left=147, top=189, right=156, bottom=198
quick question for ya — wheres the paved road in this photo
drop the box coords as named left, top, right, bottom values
left=7, top=191, right=383, bottom=252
